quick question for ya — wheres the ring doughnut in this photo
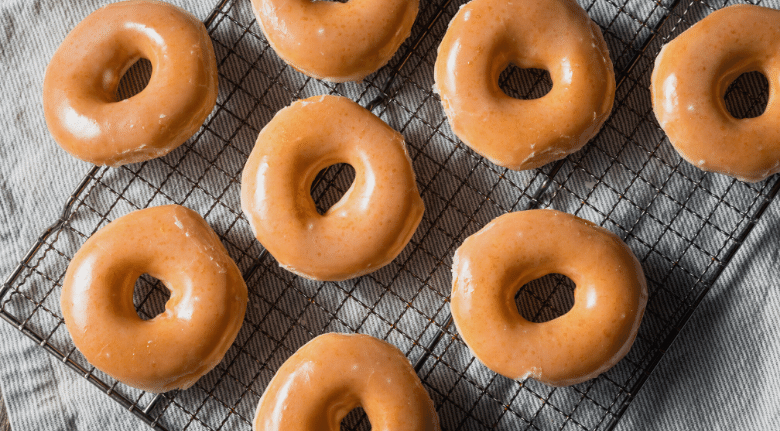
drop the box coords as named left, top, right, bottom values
left=250, top=0, right=418, bottom=82
left=651, top=4, right=780, bottom=182
left=241, top=95, right=424, bottom=281
left=253, top=333, right=440, bottom=431
left=451, top=210, right=647, bottom=386
left=60, top=205, right=248, bottom=393
left=43, top=0, right=218, bottom=166
left=434, top=0, right=615, bottom=170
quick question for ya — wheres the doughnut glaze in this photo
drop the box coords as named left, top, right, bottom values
left=61, top=205, right=247, bottom=393
left=651, top=4, right=780, bottom=182
left=241, top=95, right=424, bottom=281
left=250, top=0, right=418, bottom=82
left=253, top=333, right=440, bottom=431
left=43, top=0, right=218, bottom=166
left=451, top=210, right=647, bottom=386
left=434, top=0, right=615, bottom=171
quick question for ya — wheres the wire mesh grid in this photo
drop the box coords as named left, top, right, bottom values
left=2, top=0, right=780, bottom=430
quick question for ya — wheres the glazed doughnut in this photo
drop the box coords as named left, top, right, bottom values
left=250, top=0, right=418, bottom=82
left=434, top=0, right=615, bottom=171
left=651, top=4, right=780, bottom=182
left=241, top=95, right=424, bottom=281
left=43, top=0, right=218, bottom=166
left=253, top=333, right=440, bottom=431
left=451, top=210, right=647, bottom=386
left=60, top=205, right=247, bottom=393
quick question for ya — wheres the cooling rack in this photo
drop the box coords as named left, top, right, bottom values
left=2, top=0, right=779, bottom=429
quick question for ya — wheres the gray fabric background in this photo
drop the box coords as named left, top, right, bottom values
left=1, top=0, right=779, bottom=429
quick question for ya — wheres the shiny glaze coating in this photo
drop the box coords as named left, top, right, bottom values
left=434, top=0, right=615, bottom=171
left=253, top=333, right=440, bottom=431
left=43, top=0, right=218, bottom=166
left=60, top=205, right=248, bottom=393
left=241, top=95, right=424, bottom=281
left=651, top=4, right=780, bottom=182
left=250, top=0, right=418, bottom=82
left=451, top=210, right=647, bottom=386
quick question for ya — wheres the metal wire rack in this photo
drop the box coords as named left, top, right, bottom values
left=2, top=0, right=779, bottom=429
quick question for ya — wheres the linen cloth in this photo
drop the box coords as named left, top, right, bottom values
left=0, top=0, right=779, bottom=429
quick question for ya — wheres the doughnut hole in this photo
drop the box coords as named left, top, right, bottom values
left=310, top=163, right=356, bottom=215
left=341, top=407, right=369, bottom=430
left=724, top=71, right=769, bottom=119
left=515, top=273, right=575, bottom=323
left=133, top=274, right=171, bottom=321
left=499, top=64, right=553, bottom=100
left=116, top=58, right=152, bottom=101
